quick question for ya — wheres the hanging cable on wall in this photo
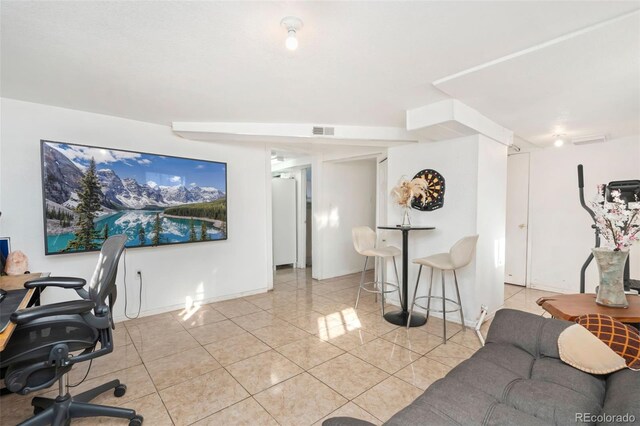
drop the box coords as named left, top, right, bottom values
left=122, top=249, right=143, bottom=319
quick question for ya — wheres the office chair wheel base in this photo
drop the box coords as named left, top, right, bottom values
left=129, top=414, right=144, bottom=426
left=114, top=384, right=127, bottom=397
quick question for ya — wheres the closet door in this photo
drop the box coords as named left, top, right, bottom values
left=505, top=153, right=530, bottom=286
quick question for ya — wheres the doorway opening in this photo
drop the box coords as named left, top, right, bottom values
left=270, top=150, right=312, bottom=275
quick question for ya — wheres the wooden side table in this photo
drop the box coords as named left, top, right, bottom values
left=536, top=293, right=640, bottom=325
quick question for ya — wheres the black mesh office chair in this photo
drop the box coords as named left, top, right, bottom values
left=0, top=235, right=143, bottom=426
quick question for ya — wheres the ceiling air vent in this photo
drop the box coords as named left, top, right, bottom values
left=572, top=135, right=607, bottom=146
left=312, top=126, right=335, bottom=136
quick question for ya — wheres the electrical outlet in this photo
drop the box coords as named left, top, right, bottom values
left=136, top=270, right=142, bottom=276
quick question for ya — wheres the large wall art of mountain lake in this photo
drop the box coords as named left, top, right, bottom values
left=42, top=140, right=227, bottom=254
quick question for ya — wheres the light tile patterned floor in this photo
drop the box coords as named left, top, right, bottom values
left=0, top=271, right=553, bottom=425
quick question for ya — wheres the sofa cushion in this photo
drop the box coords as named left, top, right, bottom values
left=485, top=404, right=550, bottom=426
left=600, top=369, right=640, bottom=425
left=485, top=309, right=544, bottom=356
left=507, top=377, right=602, bottom=424
left=389, top=376, right=550, bottom=426
left=531, top=357, right=606, bottom=405
left=486, top=309, right=572, bottom=358
left=538, top=316, right=573, bottom=358
left=473, top=343, right=534, bottom=378
left=390, top=377, right=500, bottom=425
left=445, top=356, right=523, bottom=401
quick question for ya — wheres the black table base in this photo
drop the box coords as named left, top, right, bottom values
left=377, top=225, right=436, bottom=328
left=384, top=311, right=427, bottom=327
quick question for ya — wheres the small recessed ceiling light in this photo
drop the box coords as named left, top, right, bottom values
left=553, top=134, right=566, bottom=147
left=281, top=16, right=303, bottom=51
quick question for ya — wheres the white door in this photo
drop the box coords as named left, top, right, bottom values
left=272, top=178, right=297, bottom=266
left=505, top=153, right=530, bottom=286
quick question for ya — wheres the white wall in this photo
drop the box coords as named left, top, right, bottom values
left=315, top=158, right=377, bottom=279
left=475, top=135, right=508, bottom=310
left=0, top=98, right=272, bottom=321
left=386, top=135, right=507, bottom=324
left=528, top=136, right=640, bottom=293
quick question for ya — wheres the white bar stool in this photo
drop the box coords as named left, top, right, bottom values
left=352, top=226, right=402, bottom=315
left=407, top=235, right=479, bottom=343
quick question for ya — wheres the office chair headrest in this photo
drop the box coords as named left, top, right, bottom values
left=87, top=235, right=127, bottom=309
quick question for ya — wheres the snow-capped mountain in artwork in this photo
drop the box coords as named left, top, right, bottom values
left=43, top=143, right=224, bottom=211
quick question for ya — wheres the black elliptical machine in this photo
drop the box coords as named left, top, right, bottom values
left=578, top=164, right=640, bottom=293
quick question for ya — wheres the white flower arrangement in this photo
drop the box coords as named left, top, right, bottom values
left=391, top=176, right=428, bottom=207
left=590, top=186, right=640, bottom=250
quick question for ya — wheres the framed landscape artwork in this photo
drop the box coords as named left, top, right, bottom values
left=41, top=140, right=227, bottom=255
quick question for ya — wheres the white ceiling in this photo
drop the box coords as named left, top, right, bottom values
left=435, top=10, right=640, bottom=147
left=2, top=1, right=639, bottom=145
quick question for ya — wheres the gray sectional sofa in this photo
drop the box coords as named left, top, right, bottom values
left=324, top=309, right=640, bottom=426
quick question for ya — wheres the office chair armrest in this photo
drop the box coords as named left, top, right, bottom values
left=10, top=300, right=96, bottom=325
left=24, top=276, right=87, bottom=290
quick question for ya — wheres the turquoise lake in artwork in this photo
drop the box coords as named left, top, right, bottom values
left=47, top=210, right=224, bottom=253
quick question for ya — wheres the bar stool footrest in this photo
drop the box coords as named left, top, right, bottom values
left=359, top=281, right=400, bottom=295
left=413, top=295, right=462, bottom=314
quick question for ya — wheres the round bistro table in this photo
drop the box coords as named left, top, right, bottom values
left=377, top=225, right=436, bottom=327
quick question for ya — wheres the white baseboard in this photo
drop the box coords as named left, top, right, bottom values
left=113, top=287, right=269, bottom=324
left=318, top=266, right=373, bottom=281
left=528, top=283, right=572, bottom=294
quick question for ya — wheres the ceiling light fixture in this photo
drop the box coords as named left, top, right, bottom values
left=280, top=16, right=303, bottom=51
left=553, top=134, right=566, bottom=147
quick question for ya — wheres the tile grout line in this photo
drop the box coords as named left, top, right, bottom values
left=123, top=322, right=180, bottom=424
left=350, top=399, right=386, bottom=424
left=137, top=344, right=176, bottom=425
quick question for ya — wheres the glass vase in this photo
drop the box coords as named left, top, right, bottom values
left=593, top=248, right=629, bottom=308
left=401, top=206, right=411, bottom=227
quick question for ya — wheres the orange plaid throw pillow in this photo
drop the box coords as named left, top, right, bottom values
left=576, top=314, right=640, bottom=370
